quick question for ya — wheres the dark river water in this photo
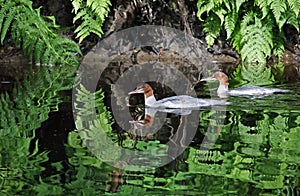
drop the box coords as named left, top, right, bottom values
left=1, top=53, right=300, bottom=195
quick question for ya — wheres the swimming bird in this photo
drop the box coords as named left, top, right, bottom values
left=128, top=83, right=231, bottom=108
left=201, top=71, right=292, bottom=98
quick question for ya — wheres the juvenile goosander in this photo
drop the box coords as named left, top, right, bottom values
left=201, top=71, right=292, bottom=98
left=128, top=83, right=231, bottom=108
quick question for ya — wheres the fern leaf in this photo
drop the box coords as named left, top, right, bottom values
left=74, top=21, right=91, bottom=43
left=1, top=10, right=16, bottom=43
left=72, top=0, right=83, bottom=13
left=235, top=0, right=246, bottom=13
left=224, top=11, right=238, bottom=39
left=231, top=31, right=243, bottom=52
left=222, top=0, right=231, bottom=11
left=23, top=37, right=37, bottom=61
left=73, top=9, right=87, bottom=23
left=197, top=0, right=215, bottom=21
left=285, top=11, right=299, bottom=31
left=0, top=0, right=14, bottom=33
left=203, top=13, right=222, bottom=46
left=240, top=19, right=273, bottom=63
left=287, top=0, right=300, bottom=17
left=1, top=0, right=80, bottom=65
left=88, top=0, right=111, bottom=17
left=254, top=0, right=270, bottom=19
left=269, top=0, right=287, bottom=26
left=241, top=11, right=255, bottom=29
left=71, top=0, right=111, bottom=43
left=214, top=8, right=226, bottom=25
left=34, top=40, right=46, bottom=64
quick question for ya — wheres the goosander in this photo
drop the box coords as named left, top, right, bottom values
left=201, top=71, right=292, bottom=98
left=128, top=83, right=231, bottom=108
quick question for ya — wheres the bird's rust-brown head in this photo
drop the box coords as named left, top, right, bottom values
left=201, top=71, right=229, bottom=87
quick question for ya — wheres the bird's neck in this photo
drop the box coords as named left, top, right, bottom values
left=145, top=95, right=157, bottom=107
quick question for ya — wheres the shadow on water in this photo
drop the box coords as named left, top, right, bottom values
left=1, top=51, right=300, bottom=194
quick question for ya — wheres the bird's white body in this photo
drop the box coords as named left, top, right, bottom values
left=129, top=84, right=231, bottom=109
left=201, top=71, right=292, bottom=98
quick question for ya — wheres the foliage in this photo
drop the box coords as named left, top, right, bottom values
left=188, top=108, right=300, bottom=194
left=0, top=66, right=76, bottom=136
left=197, top=0, right=300, bottom=63
left=73, top=84, right=122, bottom=163
left=1, top=69, right=300, bottom=194
left=0, top=65, right=77, bottom=194
left=0, top=0, right=81, bottom=65
left=230, top=63, right=275, bottom=86
left=71, top=0, right=111, bottom=43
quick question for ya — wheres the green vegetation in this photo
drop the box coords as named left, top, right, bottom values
left=0, top=0, right=300, bottom=194
left=0, top=0, right=81, bottom=65
left=71, top=0, right=111, bottom=43
left=0, top=0, right=111, bottom=65
left=1, top=0, right=300, bottom=64
left=0, top=65, right=77, bottom=194
left=197, top=0, right=300, bottom=63
left=73, top=84, right=122, bottom=163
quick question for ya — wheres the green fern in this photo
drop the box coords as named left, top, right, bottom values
left=240, top=17, right=273, bottom=63
left=197, top=0, right=300, bottom=63
left=71, top=0, right=111, bottom=43
left=269, top=0, right=288, bottom=29
left=0, top=65, right=76, bottom=137
left=287, top=0, right=300, bottom=17
left=0, top=63, right=78, bottom=194
left=203, top=13, right=222, bottom=46
left=73, top=84, right=122, bottom=162
left=231, top=63, right=275, bottom=86
left=0, top=0, right=81, bottom=65
left=224, top=11, right=238, bottom=39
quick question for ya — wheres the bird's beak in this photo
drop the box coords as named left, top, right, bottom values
left=128, top=88, right=144, bottom=95
left=200, top=76, right=216, bottom=81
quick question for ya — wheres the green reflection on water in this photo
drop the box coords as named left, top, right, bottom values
left=0, top=65, right=76, bottom=195
left=1, top=64, right=300, bottom=195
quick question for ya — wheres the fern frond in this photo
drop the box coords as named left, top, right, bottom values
left=254, top=0, right=270, bottom=19
left=285, top=11, right=299, bottom=31
left=241, top=11, right=255, bottom=29
left=224, top=11, right=238, bottom=39
left=231, top=30, right=243, bottom=52
left=269, top=0, right=288, bottom=27
left=203, top=13, right=222, bottom=46
left=0, top=0, right=14, bottom=34
left=71, top=0, right=111, bottom=43
left=225, top=1, right=232, bottom=10
left=0, top=0, right=81, bottom=65
left=87, top=0, right=111, bottom=20
left=35, top=40, right=45, bottom=64
left=240, top=19, right=273, bottom=63
left=214, top=8, right=227, bottom=25
left=287, top=0, right=300, bottom=17
left=0, top=1, right=18, bottom=43
left=235, top=0, right=247, bottom=13
left=197, top=0, right=300, bottom=64
left=197, top=0, right=215, bottom=21
left=72, top=0, right=83, bottom=13
left=272, top=30, right=286, bottom=57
